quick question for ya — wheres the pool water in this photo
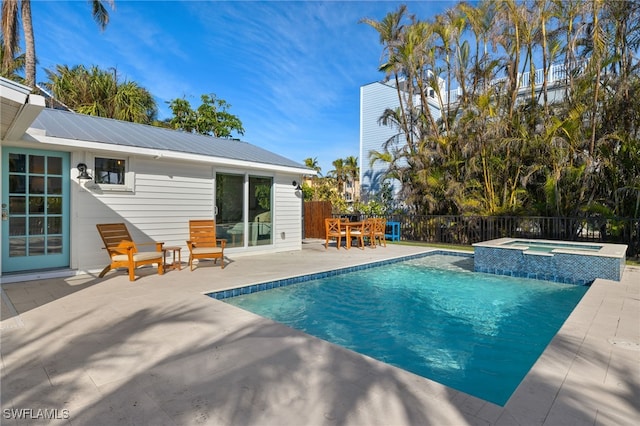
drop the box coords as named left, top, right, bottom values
left=223, top=254, right=588, bottom=406
left=503, top=240, right=603, bottom=252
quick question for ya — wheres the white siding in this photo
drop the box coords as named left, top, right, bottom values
left=359, top=81, right=444, bottom=202
left=72, top=153, right=302, bottom=273
left=272, top=174, right=303, bottom=252
left=73, top=155, right=216, bottom=271
left=359, top=82, right=405, bottom=200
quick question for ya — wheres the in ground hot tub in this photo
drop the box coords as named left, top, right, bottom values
left=473, top=238, right=627, bottom=285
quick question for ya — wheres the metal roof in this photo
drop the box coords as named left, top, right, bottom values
left=29, top=108, right=308, bottom=170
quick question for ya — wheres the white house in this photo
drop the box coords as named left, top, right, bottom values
left=1, top=77, right=312, bottom=283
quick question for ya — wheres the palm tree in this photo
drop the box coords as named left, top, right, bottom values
left=344, top=155, right=359, bottom=202
left=327, top=158, right=348, bottom=195
left=42, top=64, right=157, bottom=124
left=0, top=35, right=24, bottom=81
left=303, top=157, right=322, bottom=177
left=492, top=0, right=527, bottom=122
left=362, top=1, right=639, bottom=218
left=361, top=5, right=419, bottom=151
left=586, top=0, right=606, bottom=155
left=458, top=0, right=495, bottom=93
left=1, top=0, right=114, bottom=87
left=2, top=0, right=34, bottom=86
left=344, top=156, right=358, bottom=182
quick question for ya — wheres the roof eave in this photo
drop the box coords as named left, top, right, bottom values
left=23, top=131, right=314, bottom=175
left=1, top=77, right=45, bottom=140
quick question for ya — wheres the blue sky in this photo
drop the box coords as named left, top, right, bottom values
left=32, top=0, right=453, bottom=174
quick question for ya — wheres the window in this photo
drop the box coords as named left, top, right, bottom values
left=90, top=156, right=134, bottom=191
left=95, top=157, right=126, bottom=185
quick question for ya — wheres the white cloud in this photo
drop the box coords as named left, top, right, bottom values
left=33, top=0, right=449, bottom=173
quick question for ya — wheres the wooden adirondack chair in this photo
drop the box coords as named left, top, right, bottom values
left=186, top=219, right=226, bottom=270
left=96, top=223, right=164, bottom=281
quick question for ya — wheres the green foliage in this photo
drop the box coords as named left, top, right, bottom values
left=0, top=37, right=25, bottom=83
left=255, top=184, right=271, bottom=210
left=167, top=94, right=244, bottom=138
left=303, top=157, right=322, bottom=177
left=363, top=0, right=640, bottom=218
left=301, top=183, right=314, bottom=201
left=2, top=0, right=114, bottom=86
left=42, top=64, right=157, bottom=123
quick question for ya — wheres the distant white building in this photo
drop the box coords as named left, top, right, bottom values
left=359, top=78, right=442, bottom=202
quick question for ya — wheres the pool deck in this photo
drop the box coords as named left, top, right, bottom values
left=1, top=241, right=638, bottom=425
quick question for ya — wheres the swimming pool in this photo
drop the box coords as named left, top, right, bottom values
left=210, top=253, right=588, bottom=406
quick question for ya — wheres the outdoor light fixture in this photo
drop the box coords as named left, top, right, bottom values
left=76, top=163, right=93, bottom=180
left=292, top=180, right=302, bottom=190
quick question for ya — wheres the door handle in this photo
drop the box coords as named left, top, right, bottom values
left=1, top=203, right=7, bottom=221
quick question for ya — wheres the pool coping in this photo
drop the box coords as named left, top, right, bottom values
left=473, top=237, right=628, bottom=259
left=1, top=242, right=638, bottom=425
left=206, top=249, right=473, bottom=300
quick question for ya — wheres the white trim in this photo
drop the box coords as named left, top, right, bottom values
left=89, top=154, right=135, bottom=192
left=0, top=77, right=32, bottom=94
left=4, top=94, right=45, bottom=141
left=0, top=268, right=79, bottom=284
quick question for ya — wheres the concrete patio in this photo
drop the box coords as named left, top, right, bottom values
left=1, top=241, right=638, bottom=425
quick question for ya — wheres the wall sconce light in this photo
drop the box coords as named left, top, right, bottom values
left=76, top=163, right=93, bottom=180
left=292, top=180, right=302, bottom=190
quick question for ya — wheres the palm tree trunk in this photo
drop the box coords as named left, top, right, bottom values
left=589, top=0, right=604, bottom=155
left=21, top=0, right=36, bottom=87
left=539, top=0, right=550, bottom=115
left=1, top=0, right=20, bottom=76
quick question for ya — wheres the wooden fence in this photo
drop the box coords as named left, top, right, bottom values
left=304, top=201, right=332, bottom=239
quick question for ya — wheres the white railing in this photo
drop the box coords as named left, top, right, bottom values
left=441, top=61, right=584, bottom=104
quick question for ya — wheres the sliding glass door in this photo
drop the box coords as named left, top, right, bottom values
left=248, top=176, right=272, bottom=246
left=216, top=173, right=244, bottom=248
left=216, top=173, right=273, bottom=248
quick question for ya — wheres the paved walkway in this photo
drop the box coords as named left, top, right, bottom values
left=1, top=241, right=638, bottom=425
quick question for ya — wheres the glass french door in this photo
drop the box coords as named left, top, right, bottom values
left=1, top=148, right=70, bottom=273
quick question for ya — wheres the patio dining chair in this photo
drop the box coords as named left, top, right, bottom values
left=325, top=218, right=346, bottom=249
left=348, top=220, right=371, bottom=250
left=372, top=218, right=387, bottom=247
left=96, top=223, right=164, bottom=281
left=187, top=219, right=227, bottom=270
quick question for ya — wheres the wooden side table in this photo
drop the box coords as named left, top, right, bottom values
left=162, top=246, right=182, bottom=271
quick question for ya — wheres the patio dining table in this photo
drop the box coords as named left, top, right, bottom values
left=340, top=221, right=365, bottom=249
